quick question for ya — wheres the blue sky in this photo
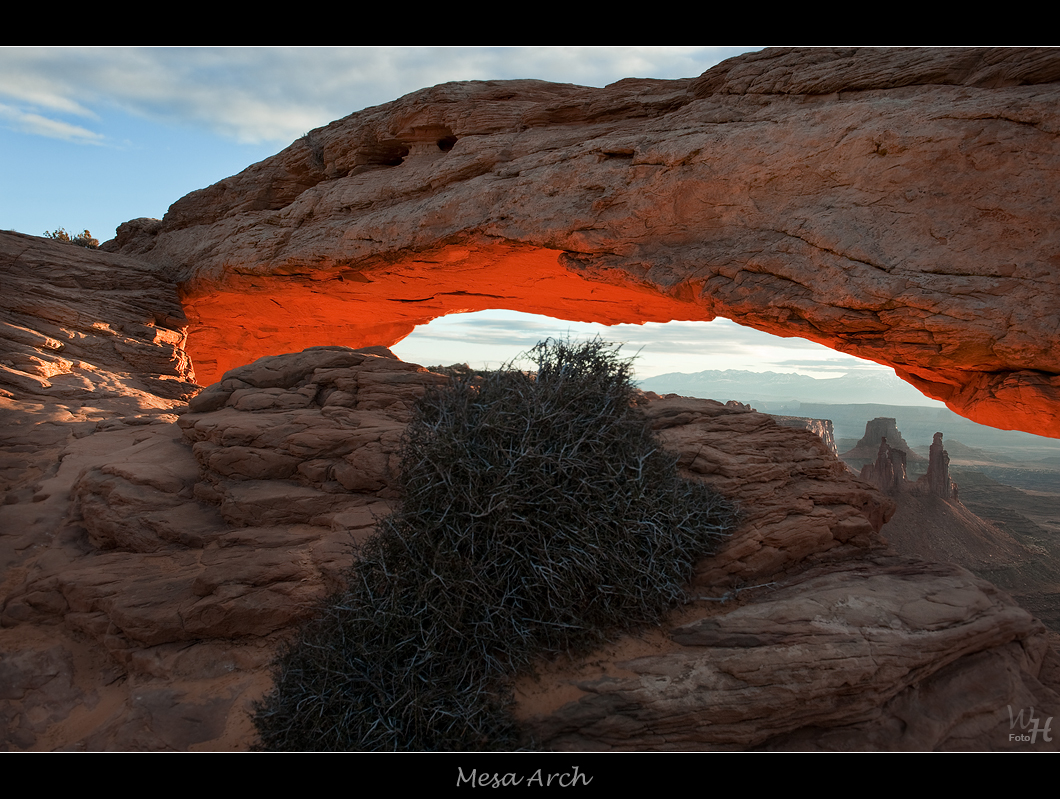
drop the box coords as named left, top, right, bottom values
left=0, top=46, right=945, bottom=400
left=1, top=47, right=760, bottom=239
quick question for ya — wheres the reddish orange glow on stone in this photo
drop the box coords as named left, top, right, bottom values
left=180, top=243, right=713, bottom=386
left=178, top=241, right=1060, bottom=439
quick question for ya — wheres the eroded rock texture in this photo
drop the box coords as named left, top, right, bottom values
left=519, top=557, right=1060, bottom=751
left=4, top=340, right=1059, bottom=750
left=5, top=47, right=1060, bottom=750
left=0, top=231, right=194, bottom=404
left=643, top=396, right=889, bottom=586
left=1, top=346, right=443, bottom=749
left=109, top=47, right=1060, bottom=437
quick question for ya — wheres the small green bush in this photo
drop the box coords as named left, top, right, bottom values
left=44, top=228, right=99, bottom=248
left=253, top=338, right=737, bottom=751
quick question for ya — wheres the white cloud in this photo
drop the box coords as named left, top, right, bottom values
left=0, top=103, right=104, bottom=143
left=390, top=310, right=892, bottom=380
left=0, top=46, right=760, bottom=146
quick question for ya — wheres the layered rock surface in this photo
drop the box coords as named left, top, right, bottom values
left=4, top=339, right=1059, bottom=750
left=765, top=415, right=838, bottom=457
left=643, top=396, right=887, bottom=586
left=0, top=231, right=198, bottom=520
left=1, top=345, right=441, bottom=749
left=518, top=557, right=1058, bottom=751
left=0, top=231, right=194, bottom=405
left=107, top=47, right=1060, bottom=437
left=5, top=47, right=1060, bottom=750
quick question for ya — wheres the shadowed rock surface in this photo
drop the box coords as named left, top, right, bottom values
left=517, top=557, right=1059, bottom=751
left=0, top=232, right=195, bottom=404
left=767, top=416, right=838, bottom=458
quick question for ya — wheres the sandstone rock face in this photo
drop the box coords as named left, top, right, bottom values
left=916, top=431, right=958, bottom=499
left=177, top=345, right=447, bottom=526
left=643, top=396, right=890, bottom=586
left=0, top=231, right=194, bottom=405
left=767, top=415, right=838, bottom=457
left=1, top=346, right=442, bottom=749
left=861, top=438, right=910, bottom=494
left=108, top=47, right=1060, bottom=438
left=0, top=231, right=198, bottom=561
left=518, top=557, right=1060, bottom=751
left=4, top=344, right=1058, bottom=750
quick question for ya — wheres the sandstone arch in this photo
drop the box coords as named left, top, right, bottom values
left=108, top=47, right=1060, bottom=438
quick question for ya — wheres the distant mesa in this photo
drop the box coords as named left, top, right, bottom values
left=848, top=418, right=959, bottom=501
left=843, top=417, right=923, bottom=464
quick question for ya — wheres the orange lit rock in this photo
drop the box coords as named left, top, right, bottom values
left=179, top=243, right=710, bottom=383
left=0, top=232, right=194, bottom=405
left=110, top=47, right=1060, bottom=438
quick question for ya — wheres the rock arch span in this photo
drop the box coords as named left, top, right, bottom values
left=177, top=242, right=711, bottom=384
left=108, top=47, right=1060, bottom=438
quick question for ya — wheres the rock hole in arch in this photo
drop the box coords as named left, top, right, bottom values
left=389, top=308, right=946, bottom=410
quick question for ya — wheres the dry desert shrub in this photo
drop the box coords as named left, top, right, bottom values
left=44, top=228, right=99, bottom=248
left=253, top=338, right=736, bottom=750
